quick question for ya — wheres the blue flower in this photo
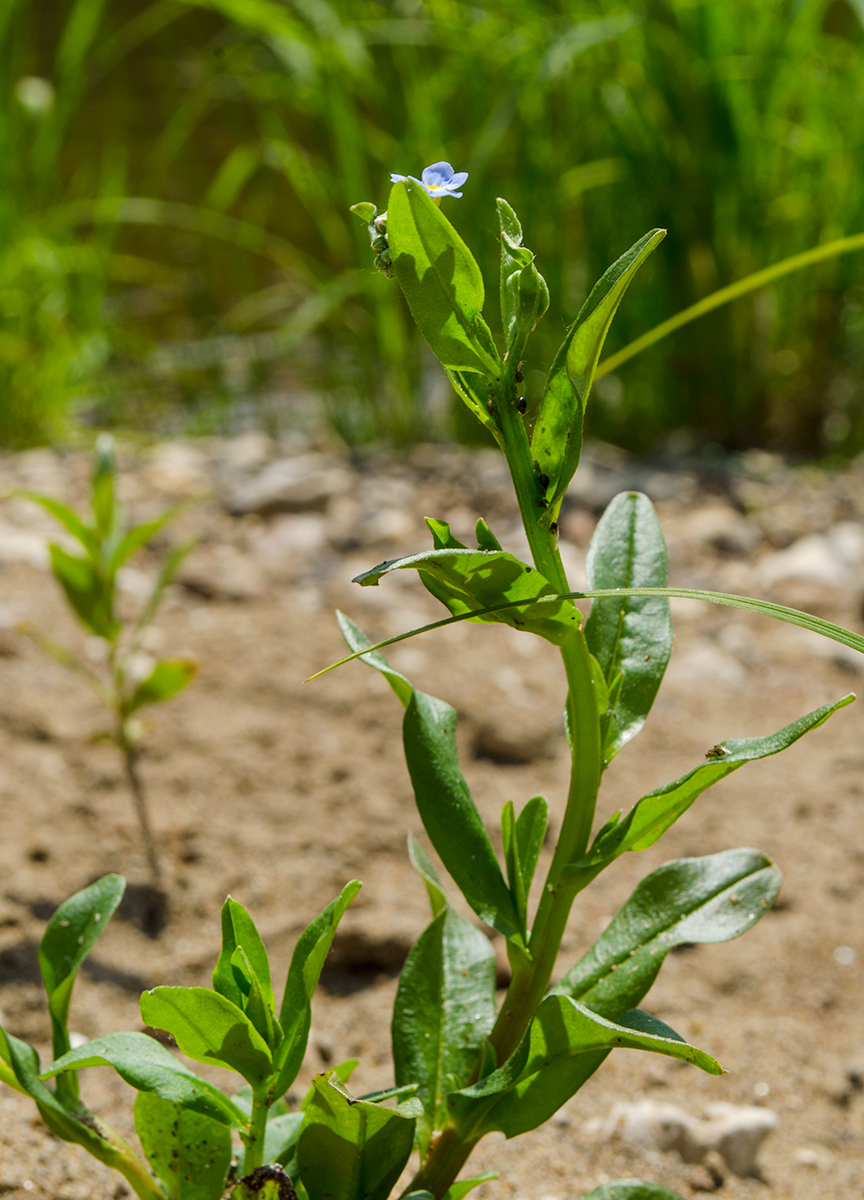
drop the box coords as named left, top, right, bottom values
left=390, top=161, right=468, bottom=200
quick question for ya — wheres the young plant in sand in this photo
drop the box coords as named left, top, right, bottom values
left=3, top=169, right=862, bottom=1200
left=0, top=872, right=366, bottom=1200
left=18, top=436, right=197, bottom=903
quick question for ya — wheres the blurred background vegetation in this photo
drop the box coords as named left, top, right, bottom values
left=4, top=0, right=864, bottom=456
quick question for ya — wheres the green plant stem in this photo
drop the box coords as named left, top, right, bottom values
left=120, top=737, right=163, bottom=887
left=597, top=230, right=864, bottom=378
left=241, top=1089, right=271, bottom=1173
left=408, top=371, right=602, bottom=1199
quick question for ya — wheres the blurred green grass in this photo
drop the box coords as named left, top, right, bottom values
left=4, top=0, right=864, bottom=455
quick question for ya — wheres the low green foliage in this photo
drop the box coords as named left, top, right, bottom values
left=2, top=172, right=861, bottom=1200
left=19, top=435, right=197, bottom=891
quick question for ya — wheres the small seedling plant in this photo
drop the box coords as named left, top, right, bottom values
left=2, top=169, right=863, bottom=1200
left=18, top=435, right=197, bottom=897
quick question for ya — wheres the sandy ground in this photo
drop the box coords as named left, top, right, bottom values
left=0, top=437, right=862, bottom=1200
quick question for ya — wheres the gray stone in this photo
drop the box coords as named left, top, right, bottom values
left=595, top=1098, right=778, bottom=1177
left=759, top=522, right=864, bottom=588
left=223, top=454, right=351, bottom=517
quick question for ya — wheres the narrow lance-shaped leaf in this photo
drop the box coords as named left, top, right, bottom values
left=42, top=1031, right=248, bottom=1127
left=213, top=897, right=276, bottom=1012
left=353, top=524, right=580, bottom=647
left=308, top=584, right=864, bottom=684
left=532, top=229, right=666, bottom=527
left=552, top=849, right=782, bottom=1020
left=49, top=544, right=117, bottom=639
left=392, top=906, right=496, bottom=1152
left=15, top=491, right=98, bottom=558
left=501, top=798, right=547, bottom=937
left=298, top=1072, right=417, bottom=1200
left=139, top=987, right=274, bottom=1086
left=581, top=694, right=854, bottom=867
left=447, top=996, right=721, bottom=1141
left=272, top=880, right=362, bottom=1097
left=584, top=492, right=672, bottom=765
left=388, top=180, right=500, bottom=375
left=337, top=613, right=520, bottom=936
left=135, top=1091, right=232, bottom=1200
left=127, top=659, right=196, bottom=713
left=39, top=874, right=125, bottom=1096
left=407, top=833, right=448, bottom=917
left=3, top=1028, right=138, bottom=1169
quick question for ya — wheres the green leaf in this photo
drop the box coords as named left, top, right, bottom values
left=39, top=874, right=125, bottom=1084
left=582, top=694, right=854, bottom=867
left=392, top=906, right=496, bottom=1153
left=349, top=202, right=377, bottom=224
left=49, top=544, right=117, bottom=639
left=447, top=997, right=721, bottom=1140
left=41, top=1032, right=248, bottom=1127
left=444, top=367, right=501, bottom=442
left=404, top=689, right=520, bottom=936
left=532, top=229, right=665, bottom=525
left=444, top=1174, right=498, bottom=1200
left=584, top=493, right=672, bottom=765
left=308, top=584, right=864, bottom=685
left=388, top=179, right=500, bottom=375
left=135, top=1091, right=232, bottom=1200
left=353, top=540, right=581, bottom=647
left=136, top=537, right=198, bottom=634
left=336, top=610, right=413, bottom=707
left=297, top=1072, right=416, bottom=1200
left=335, top=617, right=518, bottom=936
left=272, top=881, right=362, bottom=1097
left=16, top=491, right=98, bottom=558
left=128, top=659, right=197, bottom=713
left=554, top=850, right=781, bottom=1020
left=497, top=197, right=535, bottom=346
left=407, top=833, right=448, bottom=917
left=0, top=1028, right=121, bottom=1160
left=496, top=198, right=549, bottom=355
left=503, top=796, right=548, bottom=933
left=579, top=1184, right=687, bottom=1200
left=213, top=897, right=275, bottom=1012
left=107, top=501, right=192, bottom=575
left=140, top=988, right=273, bottom=1086
left=91, top=433, right=118, bottom=539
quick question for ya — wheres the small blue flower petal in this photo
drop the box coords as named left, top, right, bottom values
left=421, top=161, right=455, bottom=187
left=390, top=161, right=468, bottom=199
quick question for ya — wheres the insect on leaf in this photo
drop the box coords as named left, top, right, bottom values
left=582, top=693, right=854, bottom=866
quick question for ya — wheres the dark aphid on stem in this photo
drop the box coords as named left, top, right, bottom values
left=517, top=397, right=527, bottom=414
